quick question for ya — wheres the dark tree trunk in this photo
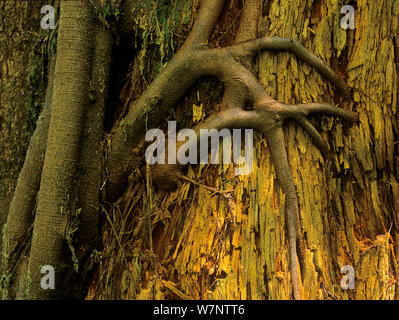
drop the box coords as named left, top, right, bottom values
left=27, top=0, right=95, bottom=299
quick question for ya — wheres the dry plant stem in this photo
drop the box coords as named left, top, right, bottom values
left=108, top=0, right=357, bottom=300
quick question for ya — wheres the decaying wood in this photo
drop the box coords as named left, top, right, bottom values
left=104, top=0, right=356, bottom=300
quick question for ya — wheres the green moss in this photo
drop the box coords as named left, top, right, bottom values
left=134, top=0, right=193, bottom=70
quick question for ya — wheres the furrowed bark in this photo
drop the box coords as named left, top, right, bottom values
left=106, top=0, right=353, bottom=300
left=0, top=0, right=48, bottom=201
left=234, top=0, right=261, bottom=47
left=150, top=95, right=354, bottom=300
left=1, top=56, right=55, bottom=299
left=27, top=0, right=94, bottom=299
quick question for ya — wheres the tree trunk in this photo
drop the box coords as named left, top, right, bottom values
left=1, top=0, right=397, bottom=300
left=0, top=0, right=49, bottom=298
left=1, top=56, right=55, bottom=299
left=0, top=0, right=47, bottom=200
left=27, top=0, right=94, bottom=299
left=87, top=0, right=399, bottom=300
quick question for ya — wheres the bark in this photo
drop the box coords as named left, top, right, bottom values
left=88, top=0, right=399, bottom=300
left=74, top=20, right=112, bottom=270
left=0, top=0, right=50, bottom=299
left=1, top=56, right=55, bottom=299
left=104, top=0, right=354, bottom=300
left=105, top=0, right=228, bottom=198
left=0, top=0, right=47, bottom=200
left=27, top=0, right=95, bottom=299
left=1, top=0, right=397, bottom=301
